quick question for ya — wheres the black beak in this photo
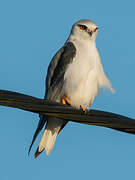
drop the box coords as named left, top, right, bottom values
left=89, top=31, right=93, bottom=37
left=89, top=27, right=98, bottom=37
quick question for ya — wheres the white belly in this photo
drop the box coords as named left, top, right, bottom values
left=63, top=48, right=99, bottom=109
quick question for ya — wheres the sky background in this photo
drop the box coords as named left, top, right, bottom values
left=0, top=0, right=135, bottom=179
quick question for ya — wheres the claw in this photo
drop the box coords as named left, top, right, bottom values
left=61, top=96, right=71, bottom=105
left=80, top=105, right=86, bottom=112
left=62, top=98, right=66, bottom=105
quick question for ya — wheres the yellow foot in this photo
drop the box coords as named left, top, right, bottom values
left=80, top=105, right=86, bottom=112
left=61, top=95, right=71, bottom=105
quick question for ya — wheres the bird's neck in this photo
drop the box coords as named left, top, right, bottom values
left=67, top=34, right=96, bottom=49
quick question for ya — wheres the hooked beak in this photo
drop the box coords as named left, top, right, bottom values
left=89, top=31, right=93, bottom=37
left=87, top=27, right=98, bottom=37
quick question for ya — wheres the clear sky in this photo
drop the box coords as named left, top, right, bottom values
left=0, top=0, right=135, bottom=179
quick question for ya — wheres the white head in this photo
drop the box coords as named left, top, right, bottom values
left=70, top=19, right=98, bottom=41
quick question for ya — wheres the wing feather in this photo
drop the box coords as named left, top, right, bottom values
left=29, top=42, right=76, bottom=154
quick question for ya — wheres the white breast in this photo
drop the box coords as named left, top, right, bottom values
left=63, top=39, right=100, bottom=109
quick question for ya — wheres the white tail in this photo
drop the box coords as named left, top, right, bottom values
left=38, top=118, right=62, bottom=155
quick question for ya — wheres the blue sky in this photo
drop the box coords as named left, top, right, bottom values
left=0, top=0, right=135, bottom=179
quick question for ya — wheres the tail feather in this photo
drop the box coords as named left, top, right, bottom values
left=45, top=131, right=58, bottom=155
left=28, top=116, right=47, bottom=155
left=34, top=148, right=43, bottom=158
left=34, top=118, right=64, bottom=158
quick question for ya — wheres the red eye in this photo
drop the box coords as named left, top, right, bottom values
left=94, top=27, right=98, bottom=32
left=78, top=25, right=87, bottom=31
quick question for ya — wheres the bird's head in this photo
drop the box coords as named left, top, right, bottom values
left=71, top=19, right=98, bottom=41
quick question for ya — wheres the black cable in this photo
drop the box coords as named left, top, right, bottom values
left=0, top=89, right=135, bottom=135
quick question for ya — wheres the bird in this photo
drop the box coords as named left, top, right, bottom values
left=28, top=19, right=114, bottom=158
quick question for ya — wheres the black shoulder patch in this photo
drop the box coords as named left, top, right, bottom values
left=49, top=42, right=76, bottom=87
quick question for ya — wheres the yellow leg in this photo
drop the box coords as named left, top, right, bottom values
left=61, top=95, right=71, bottom=105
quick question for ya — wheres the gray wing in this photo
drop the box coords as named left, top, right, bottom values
left=45, top=42, right=76, bottom=100
left=28, top=42, right=76, bottom=154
